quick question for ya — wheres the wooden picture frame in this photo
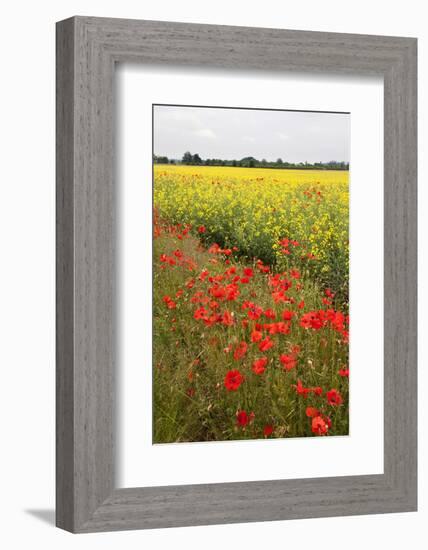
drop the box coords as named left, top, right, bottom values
left=56, top=16, right=417, bottom=533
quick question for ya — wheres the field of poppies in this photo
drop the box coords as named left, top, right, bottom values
left=153, top=165, right=349, bottom=443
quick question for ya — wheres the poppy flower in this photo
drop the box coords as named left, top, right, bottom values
left=326, top=389, right=343, bottom=406
left=279, top=354, right=297, bottom=371
left=247, top=305, right=263, bottom=320
left=264, top=308, right=276, bottom=319
left=338, top=367, right=349, bottom=377
left=312, top=415, right=328, bottom=435
left=221, top=310, right=234, bottom=326
left=236, top=410, right=249, bottom=427
left=162, top=295, right=177, bottom=309
left=272, top=321, right=290, bottom=334
left=199, top=269, right=209, bottom=281
left=233, top=341, right=248, bottom=360
left=225, top=266, right=237, bottom=276
left=306, top=407, right=319, bottom=418
left=194, top=306, right=207, bottom=320
left=203, top=313, right=221, bottom=327
left=251, top=330, right=263, bottom=343
left=263, top=424, right=274, bottom=437
left=252, top=357, right=268, bottom=375
left=224, top=369, right=244, bottom=391
left=243, top=267, right=254, bottom=277
left=282, top=310, right=294, bottom=321
left=300, top=311, right=323, bottom=330
left=198, top=225, right=206, bottom=233
left=258, top=336, right=274, bottom=352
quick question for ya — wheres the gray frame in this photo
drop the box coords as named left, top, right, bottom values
left=56, top=16, right=417, bottom=533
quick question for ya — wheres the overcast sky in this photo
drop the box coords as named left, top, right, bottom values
left=153, top=105, right=350, bottom=163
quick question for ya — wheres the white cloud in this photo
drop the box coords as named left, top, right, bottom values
left=193, top=128, right=216, bottom=139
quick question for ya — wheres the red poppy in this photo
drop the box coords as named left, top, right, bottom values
left=300, top=311, right=323, bottom=330
left=233, top=341, right=248, bottom=360
left=225, top=266, right=237, bottom=276
left=263, top=424, right=274, bottom=437
left=162, top=295, right=177, bottom=309
left=199, top=269, right=209, bottom=281
left=203, top=313, right=221, bottom=327
left=247, top=304, right=263, bottom=320
left=236, top=410, right=249, bottom=427
left=293, top=379, right=323, bottom=398
left=326, top=389, right=343, bottom=406
left=221, top=310, right=234, bottom=326
left=198, top=225, right=206, bottom=233
left=264, top=308, right=276, bottom=319
left=256, top=260, right=270, bottom=273
left=282, top=310, right=295, bottom=321
left=312, top=415, right=328, bottom=435
left=226, top=283, right=240, bottom=301
left=306, top=407, right=319, bottom=418
left=258, top=336, right=274, bottom=352
left=279, top=354, right=297, bottom=371
left=290, top=344, right=301, bottom=355
left=251, top=329, right=263, bottom=343
left=252, top=357, right=268, bottom=375
left=243, top=267, right=254, bottom=277
left=338, top=367, right=349, bottom=377
left=224, top=369, right=244, bottom=391
left=269, top=321, right=290, bottom=335
left=194, top=306, right=207, bottom=320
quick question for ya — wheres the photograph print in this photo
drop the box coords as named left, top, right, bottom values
left=152, top=104, right=350, bottom=444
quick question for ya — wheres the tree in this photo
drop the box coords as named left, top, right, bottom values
left=182, top=151, right=193, bottom=164
left=276, top=158, right=283, bottom=166
left=153, top=154, right=169, bottom=164
left=192, top=153, right=202, bottom=165
left=240, top=156, right=257, bottom=168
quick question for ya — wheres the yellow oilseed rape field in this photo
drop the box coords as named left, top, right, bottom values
left=153, top=164, right=349, bottom=443
left=154, top=165, right=349, bottom=301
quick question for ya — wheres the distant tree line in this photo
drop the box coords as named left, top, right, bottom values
left=153, top=152, right=349, bottom=171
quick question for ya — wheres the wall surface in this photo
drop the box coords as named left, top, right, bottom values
left=0, top=0, right=425, bottom=548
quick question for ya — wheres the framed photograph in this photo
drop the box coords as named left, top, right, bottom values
left=56, top=16, right=417, bottom=532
